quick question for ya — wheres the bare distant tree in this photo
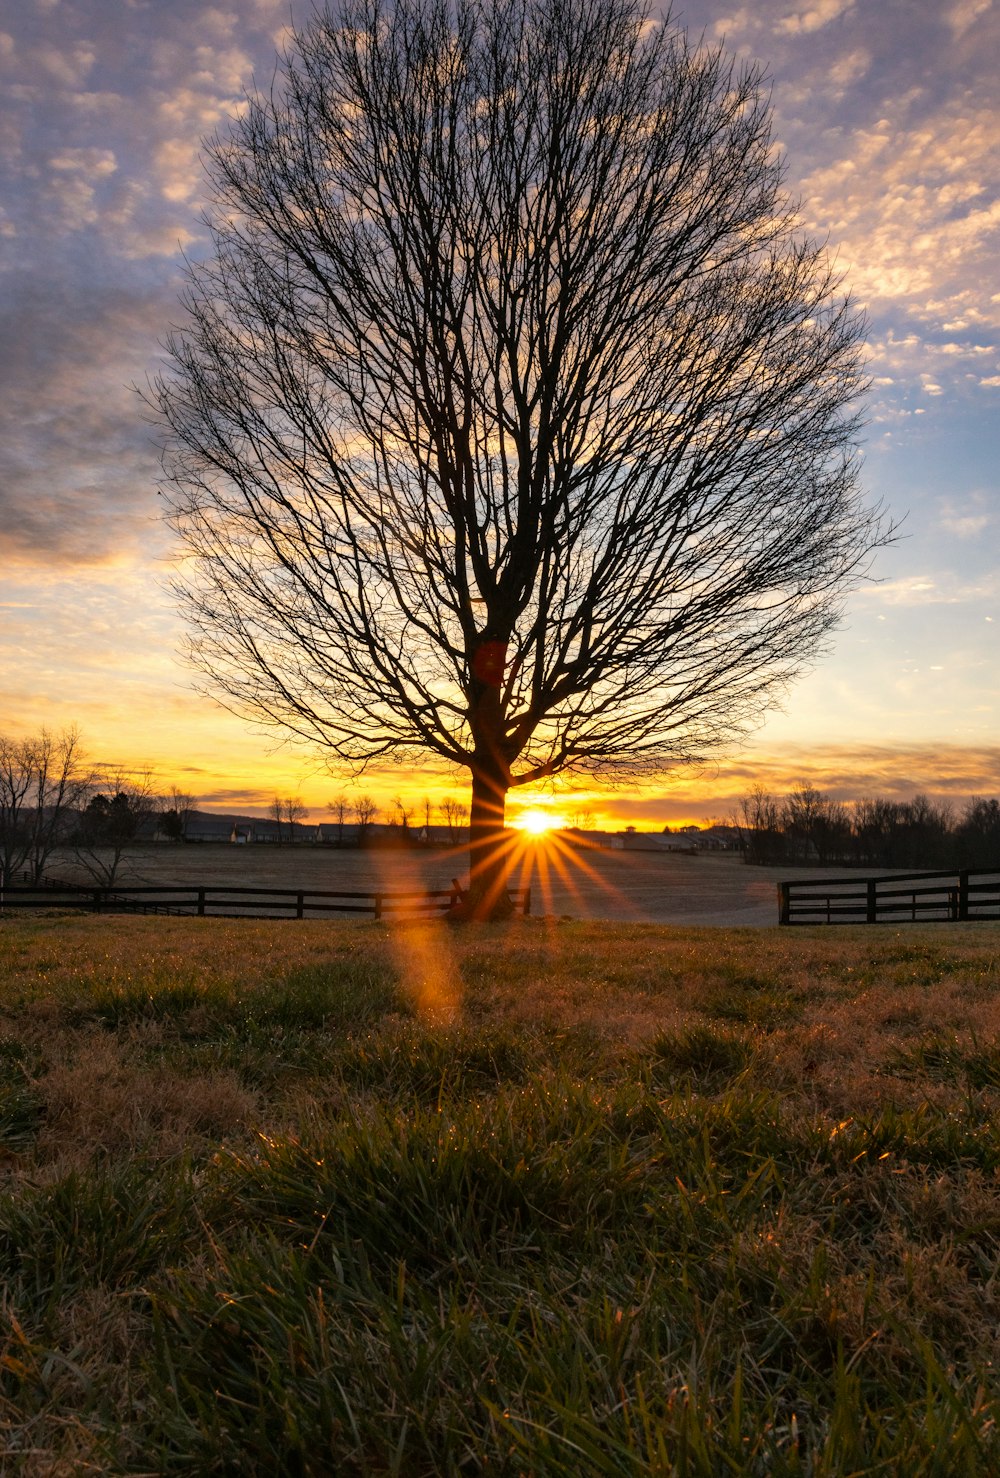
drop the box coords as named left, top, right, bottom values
left=269, top=795, right=286, bottom=844
left=0, top=737, right=33, bottom=882
left=733, top=784, right=786, bottom=866
left=73, top=769, right=159, bottom=888
left=153, top=0, right=891, bottom=914
left=329, top=791, right=350, bottom=845
left=271, top=794, right=306, bottom=844
left=389, top=797, right=414, bottom=835
left=0, top=727, right=89, bottom=884
left=441, top=796, right=469, bottom=842
left=894, top=794, right=953, bottom=869
left=286, top=795, right=307, bottom=841
left=851, top=796, right=900, bottom=868
left=784, top=784, right=850, bottom=865
left=956, top=797, right=1000, bottom=869
left=160, top=784, right=198, bottom=842
left=353, top=794, right=379, bottom=844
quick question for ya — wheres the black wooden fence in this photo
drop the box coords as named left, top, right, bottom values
left=778, top=868, right=1000, bottom=926
left=0, top=875, right=531, bottom=921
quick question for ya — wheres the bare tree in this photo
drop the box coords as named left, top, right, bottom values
left=0, top=736, right=36, bottom=883
left=73, top=769, right=159, bottom=888
left=851, top=796, right=900, bottom=868
left=160, top=784, right=198, bottom=842
left=956, top=797, right=1000, bottom=869
left=353, top=794, right=379, bottom=845
left=152, top=0, right=891, bottom=915
left=783, top=784, right=850, bottom=865
left=286, top=795, right=307, bottom=841
left=329, top=791, right=350, bottom=845
left=733, top=784, right=786, bottom=866
left=441, top=796, right=469, bottom=842
left=269, top=794, right=286, bottom=844
left=0, top=727, right=89, bottom=884
left=272, top=794, right=306, bottom=843
left=389, top=797, right=414, bottom=836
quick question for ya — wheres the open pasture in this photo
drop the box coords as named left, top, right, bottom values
left=48, top=842, right=863, bottom=926
left=0, top=912, right=998, bottom=1472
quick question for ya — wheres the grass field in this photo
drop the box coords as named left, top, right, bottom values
left=1, top=912, right=999, bottom=1473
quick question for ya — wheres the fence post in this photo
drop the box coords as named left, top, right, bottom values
left=93, top=890, right=102, bottom=913
left=778, top=882, right=790, bottom=926
left=866, top=879, right=877, bottom=925
left=524, top=885, right=531, bottom=917
left=374, top=893, right=382, bottom=921
left=197, top=888, right=206, bottom=917
left=958, top=870, right=969, bottom=922
left=296, top=891, right=304, bottom=919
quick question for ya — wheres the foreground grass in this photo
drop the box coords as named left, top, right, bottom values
left=0, top=914, right=998, bottom=1473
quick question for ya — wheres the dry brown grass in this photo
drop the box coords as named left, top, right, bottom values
left=0, top=912, right=999, bottom=1473
left=36, top=1033, right=257, bottom=1161
left=1, top=912, right=997, bottom=1162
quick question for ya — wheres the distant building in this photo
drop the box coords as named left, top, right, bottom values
left=697, top=825, right=741, bottom=851
left=620, top=829, right=695, bottom=852
left=184, top=815, right=238, bottom=844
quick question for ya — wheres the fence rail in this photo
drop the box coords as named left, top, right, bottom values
left=0, top=876, right=531, bottom=921
left=778, top=868, right=1000, bottom=926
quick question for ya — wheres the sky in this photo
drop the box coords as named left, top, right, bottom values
left=1, top=0, right=998, bottom=829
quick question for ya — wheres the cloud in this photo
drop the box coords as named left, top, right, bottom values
left=710, top=8, right=759, bottom=38
left=50, top=146, right=117, bottom=176
left=196, top=788, right=286, bottom=809
left=796, top=107, right=1000, bottom=327
left=45, top=145, right=118, bottom=226
left=948, top=0, right=993, bottom=35
left=864, top=327, right=1000, bottom=404
left=152, top=83, right=249, bottom=208
left=938, top=492, right=997, bottom=539
left=775, top=0, right=854, bottom=35
left=826, top=45, right=870, bottom=87
left=0, top=273, right=174, bottom=567
left=35, top=41, right=96, bottom=88
left=154, top=137, right=203, bottom=203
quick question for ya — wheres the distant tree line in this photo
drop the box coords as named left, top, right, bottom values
left=735, top=784, right=1000, bottom=869
left=325, top=793, right=469, bottom=847
left=0, top=726, right=476, bottom=891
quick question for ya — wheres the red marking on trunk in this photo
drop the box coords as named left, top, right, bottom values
left=472, top=641, right=507, bottom=686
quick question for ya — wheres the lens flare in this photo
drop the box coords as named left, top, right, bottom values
left=513, top=808, right=563, bottom=835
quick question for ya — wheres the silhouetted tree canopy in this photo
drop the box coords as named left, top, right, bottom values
left=153, top=0, right=890, bottom=912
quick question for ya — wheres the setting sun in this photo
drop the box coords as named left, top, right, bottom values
left=512, top=809, right=564, bottom=836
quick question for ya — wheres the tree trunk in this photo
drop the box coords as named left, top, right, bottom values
left=464, top=753, right=515, bottom=920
